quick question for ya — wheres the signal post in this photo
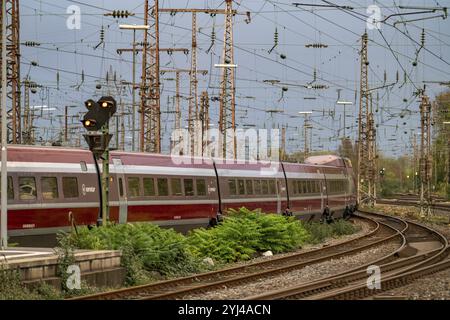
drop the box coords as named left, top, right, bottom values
left=81, top=97, right=117, bottom=226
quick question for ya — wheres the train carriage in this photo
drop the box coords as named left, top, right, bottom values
left=0, top=146, right=357, bottom=246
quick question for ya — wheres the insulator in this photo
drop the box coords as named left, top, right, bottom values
left=211, top=27, right=216, bottom=43
left=313, top=69, right=317, bottom=81
left=282, top=86, right=288, bottom=92
left=23, top=41, right=41, bottom=47
left=305, top=43, right=328, bottom=48
left=100, top=26, right=105, bottom=42
left=81, top=70, right=85, bottom=82
left=274, top=28, right=279, bottom=45
left=384, top=70, right=387, bottom=82
left=56, top=72, right=60, bottom=90
left=96, top=84, right=102, bottom=89
left=31, top=61, right=38, bottom=66
left=396, top=70, right=399, bottom=82
left=421, top=28, right=425, bottom=47
left=280, top=53, right=286, bottom=59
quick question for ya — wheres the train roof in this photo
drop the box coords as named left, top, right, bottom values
left=4, top=145, right=349, bottom=174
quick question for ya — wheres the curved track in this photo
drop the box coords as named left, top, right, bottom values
left=246, top=210, right=448, bottom=300
left=72, top=214, right=403, bottom=300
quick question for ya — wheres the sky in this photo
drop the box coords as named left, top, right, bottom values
left=18, top=0, right=450, bottom=158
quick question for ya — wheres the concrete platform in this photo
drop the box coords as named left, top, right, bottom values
left=0, top=247, right=125, bottom=290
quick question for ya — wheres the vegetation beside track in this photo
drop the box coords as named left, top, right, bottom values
left=58, top=208, right=358, bottom=286
left=0, top=267, right=61, bottom=300
left=0, top=208, right=359, bottom=299
left=367, top=204, right=450, bottom=226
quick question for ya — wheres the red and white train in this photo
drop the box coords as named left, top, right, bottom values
left=1, top=146, right=357, bottom=245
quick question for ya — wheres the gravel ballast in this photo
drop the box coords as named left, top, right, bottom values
left=182, top=220, right=398, bottom=300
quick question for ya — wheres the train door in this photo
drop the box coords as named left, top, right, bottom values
left=112, top=158, right=128, bottom=224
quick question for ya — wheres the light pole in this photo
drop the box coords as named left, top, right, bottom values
left=119, top=24, right=149, bottom=151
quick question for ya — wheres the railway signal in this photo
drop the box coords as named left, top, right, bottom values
left=81, top=96, right=116, bottom=227
left=82, top=97, right=117, bottom=132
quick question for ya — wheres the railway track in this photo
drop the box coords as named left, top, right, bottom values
left=72, top=214, right=404, bottom=300
left=246, top=210, right=448, bottom=300
left=377, top=198, right=450, bottom=213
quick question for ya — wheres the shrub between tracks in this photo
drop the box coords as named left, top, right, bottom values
left=187, top=208, right=310, bottom=262
left=57, top=207, right=358, bottom=287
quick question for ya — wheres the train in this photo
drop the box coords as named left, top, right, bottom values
left=1, top=145, right=357, bottom=246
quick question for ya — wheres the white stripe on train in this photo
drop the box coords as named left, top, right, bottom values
left=5, top=194, right=348, bottom=210
left=7, top=161, right=348, bottom=180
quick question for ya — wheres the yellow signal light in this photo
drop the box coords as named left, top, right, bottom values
left=83, top=119, right=96, bottom=127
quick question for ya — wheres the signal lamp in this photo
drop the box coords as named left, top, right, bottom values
left=85, top=99, right=96, bottom=109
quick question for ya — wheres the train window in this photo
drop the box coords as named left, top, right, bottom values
left=196, top=179, right=206, bottom=196
left=254, top=180, right=261, bottom=194
left=80, top=161, right=88, bottom=172
left=171, top=179, right=183, bottom=196
left=62, top=177, right=79, bottom=198
left=184, top=179, right=194, bottom=196
left=118, top=178, right=124, bottom=197
left=19, top=177, right=37, bottom=200
left=128, top=177, right=141, bottom=198
left=143, top=178, right=155, bottom=196
left=157, top=178, right=169, bottom=196
left=228, top=179, right=237, bottom=196
left=7, top=176, right=13, bottom=200
left=41, top=177, right=59, bottom=200
left=261, top=180, right=269, bottom=195
left=296, top=181, right=301, bottom=194
left=237, top=180, right=245, bottom=195
left=268, top=180, right=276, bottom=194
left=290, top=181, right=295, bottom=194
left=0, top=176, right=14, bottom=200
left=246, top=180, right=253, bottom=195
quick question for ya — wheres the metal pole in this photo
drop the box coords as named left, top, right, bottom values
left=343, top=105, right=346, bottom=139
left=102, top=123, right=110, bottom=224
left=132, top=29, right=136, bottom=151
left=92, top=153, right=103, bottom=227
left=64, top=105, right=68, bottom=143
left=1, top=0, right=7, bottom=249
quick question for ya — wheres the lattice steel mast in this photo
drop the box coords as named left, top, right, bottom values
left=219, top=0, right=236, bottom=159
left=419, top=93, right=432, bottom=216
left=0, top=0, right=21, bottom=144
left=357, top=32, right=376, bottom=206
left=140, top=0, right=160, bottom=153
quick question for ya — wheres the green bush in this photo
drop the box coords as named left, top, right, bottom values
left=0, top=267, right=62, bottom=300
left=57, top=208, right=359, bottom=287
left=186, top=207, right=310, bottom=263
left=59, top=223, right=201, bottom=285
